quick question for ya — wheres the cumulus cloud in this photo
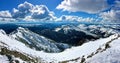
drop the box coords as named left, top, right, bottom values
left=56, top=15, right=95, bottom=22
left=0, top=18, right=16, bottom=21
left=100, top=10, right=120, bottom=22
left=11, top=1, right=56, bottom=21
left=12, top=1, right=33, bottom=18
left=56, top=0, right=109, bottom=14
left=99, top=0, right=120, bottom=23
left=0, top=11, right=12, bottom=18
left=57, top=15, right=80, bottom=21
left=0, top=11, right=15, bottom=21
left=30, top=5, right=56, bottom=20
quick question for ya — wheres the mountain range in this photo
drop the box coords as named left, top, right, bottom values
left=0, top=23, right=120, bottom=63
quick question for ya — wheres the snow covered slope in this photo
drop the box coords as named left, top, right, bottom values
left=0, top=29, right=120, bottom=63
left=66, top=34, right=120, bottom=63
left=10, top=27, right=70, bottom=53
left=42, top=34, right=119, bottom=62
left=85, top=36, right=120, bottom=63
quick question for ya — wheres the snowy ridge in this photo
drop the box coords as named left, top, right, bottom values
left=54, top=25, right=98, bottom=37
left=77, top=24, right=118, bottom=37
left=10, top=27, right=70, bottom=53
left=10, top=27, right=60, bottom=52
left=0, top=30, right=39, bottom=63
left=0, top=29, right=119, bottom=63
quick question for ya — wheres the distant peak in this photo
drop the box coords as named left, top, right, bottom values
left=0, top=29, right=6, bottom=35
left=17, top=27, right=25, bottom=30
left=17, top=27, right=29, bottom=32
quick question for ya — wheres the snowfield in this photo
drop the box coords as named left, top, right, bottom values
left=0, top=55, right=9, bottom=63
left=0, top=29, right=120, bottom=63
left=85, top=37, right=120, bottom=63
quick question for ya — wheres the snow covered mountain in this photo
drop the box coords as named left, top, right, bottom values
left=53, top=24, right=119, bottom=46
left=77, top=24, right=119, bottom=37
left=45, top=24, right=99, bottom=46
left=54, top=25, right=98, bottom=38
left=0, top=28, right=120, bottom=63
left=9, top=27, right=70, bottom=53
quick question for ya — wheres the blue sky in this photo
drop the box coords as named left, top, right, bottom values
left=0, top=0, right=62, bottom=11
left=0, top=0, right=119, bottom=23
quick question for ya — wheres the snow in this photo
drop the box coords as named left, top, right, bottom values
left=12, top=57, right=27, bottom=63
left=54, top=28, right=61, bottom=32
left=10, top=27, right=61, bottom=52
left=77, top=24, right=119, bottom=38
left=85, top=37, right=120, bottom=63
left=55, top=24, right=98, bottom=37
left=0, top=55, right=9, bottom=63
left=77, top=24, right=87, bottom=30
left=0, top=55, right=27, bottom=63
left=0, top=29, right=119, bottom=63
left=41, top=34, right=118, bottom=62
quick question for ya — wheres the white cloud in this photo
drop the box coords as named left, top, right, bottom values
left=0, top=11, right=15, bottom=21
left=57, top=15, right=80, bottom=21
left=0, top=11, right=12, bottom=18
left=56, top=15, right=95, bottom=22
left=99, top=0, right=120, bottom=23
left=11, top=1, right=56, bottom=21
left=56, top=0, right=109, bottom=14
left=18, top=1, right=33, bottom=12
left=0, top=18, right=16, bottom=21
left=30, top=5, right=56, bottom=20
left=100, top=10, right=120, bottom=23
left=12, top=1, right=33, bottom=18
